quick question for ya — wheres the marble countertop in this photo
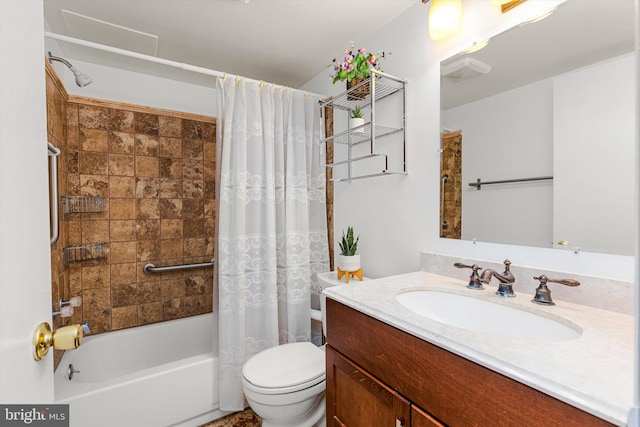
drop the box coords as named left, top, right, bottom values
left=323, top=271, right=634, bottom=426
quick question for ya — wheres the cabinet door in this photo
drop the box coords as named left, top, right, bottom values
left=327, top=346, right=411, bottom=427
left=411, top=405, right=445, bottom=427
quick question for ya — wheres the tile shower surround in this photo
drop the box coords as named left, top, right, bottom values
left=46, top=63, right=215, bottom=363
left=47, top=63, right=337, bottom=372
left=66, top=104, right=216, bottom=332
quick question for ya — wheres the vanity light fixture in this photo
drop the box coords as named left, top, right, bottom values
left=422, top=0, right=463, bottom=41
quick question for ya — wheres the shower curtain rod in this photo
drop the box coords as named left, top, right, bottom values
left=44, top=31, right=323, bottom=98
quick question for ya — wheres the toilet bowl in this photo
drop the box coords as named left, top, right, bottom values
left=241, top=271, right=369, bottom=427
left=242, top=342, right=326, bottom=427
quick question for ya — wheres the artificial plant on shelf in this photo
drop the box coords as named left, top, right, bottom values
left=330, top=41, right=389, bottom=85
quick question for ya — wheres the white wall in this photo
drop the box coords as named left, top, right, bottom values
left=554, top=54, right=636, bottom=256
left=443, top=79, right=553, bottom=248
left=301, top=0, right=635, bottom=281
left=44, top=40, right=218, bottom=117
left=303, top=1, right=435, bottom=278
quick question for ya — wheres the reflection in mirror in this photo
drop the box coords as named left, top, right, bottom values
left=440, top=0, right=636, bottom=256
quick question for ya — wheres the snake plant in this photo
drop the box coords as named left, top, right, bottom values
left=339, top=227, right=359, bottom=256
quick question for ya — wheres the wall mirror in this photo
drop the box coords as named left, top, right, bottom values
left=439, top=0, right=636, bottom=256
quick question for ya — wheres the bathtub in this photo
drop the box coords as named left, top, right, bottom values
left=55, top=313, right=225, bottom=427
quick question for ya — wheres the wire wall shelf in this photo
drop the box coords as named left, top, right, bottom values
left=319, top=70, right=407, bottom=182
left=62, top=196, right=106, bottom=214
left=323, top=124, right=403, bottom=146
left=319, top=74, right=404, bottom=112
left=63, top=243, right=107, bottom=265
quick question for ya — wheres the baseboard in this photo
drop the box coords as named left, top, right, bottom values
left=168, top=407, right=231, bottom=427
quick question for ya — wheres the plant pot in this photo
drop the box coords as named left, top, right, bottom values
left=349, top=117, right=365, bottom=134
left=347, top=78, right=370, bottom=100
left=337, top=254, right=361, bottom=272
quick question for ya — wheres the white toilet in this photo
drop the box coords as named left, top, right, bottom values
left=241, top=271, right=369, bottom=427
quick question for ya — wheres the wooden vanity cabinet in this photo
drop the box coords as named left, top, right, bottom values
left=327, top=345, right=444, bottom=427
left=325, top=298, right=614, bottom=427
left=327, top=347, right=411, bottom=426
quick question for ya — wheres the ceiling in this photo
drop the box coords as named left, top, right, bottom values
left=43, top=0, right=417, bottom=88
left=441, top=0, right=636, bottom=109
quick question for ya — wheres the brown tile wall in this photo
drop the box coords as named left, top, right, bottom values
left=440, top=130, right=462, bottom=239
left=66, top=101, right=216, bottom=334
left=45, top=63, right=216, bottom=353
left=46, top=62, right=71, bottom=368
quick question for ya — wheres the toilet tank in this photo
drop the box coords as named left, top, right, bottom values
left=316, top=271, right=369, bottom=338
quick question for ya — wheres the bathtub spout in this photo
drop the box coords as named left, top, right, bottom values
left=81, top=321, right=91, bottom=334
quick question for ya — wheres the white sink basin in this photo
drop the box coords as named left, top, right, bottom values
left=395, top=290, right=581, bottom=341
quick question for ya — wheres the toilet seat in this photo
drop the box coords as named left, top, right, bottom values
left=242, top=342, right=325, bottom=395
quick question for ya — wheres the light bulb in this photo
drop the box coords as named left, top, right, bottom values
left=429, top=0, right=463, bottom=41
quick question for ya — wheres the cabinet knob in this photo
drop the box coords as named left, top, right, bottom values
left=395, top=419, right=404, bottom=427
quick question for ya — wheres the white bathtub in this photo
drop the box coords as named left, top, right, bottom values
left=55, top=313, right=225, bottom=427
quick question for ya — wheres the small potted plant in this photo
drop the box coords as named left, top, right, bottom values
left=337, top=226, right=360, bottom=272
left=349, top=105, right=365, bottom=134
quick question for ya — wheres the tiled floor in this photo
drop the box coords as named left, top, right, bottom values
left=199, top=409, right=261, bottom=427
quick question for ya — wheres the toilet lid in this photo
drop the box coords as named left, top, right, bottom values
left=242, top=342, right=325, bottom=390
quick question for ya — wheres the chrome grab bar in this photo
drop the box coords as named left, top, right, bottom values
left=48, top=141, right=61, bottom=244
left=143, top=258, right=215, bottom=275
left=441, top=174, right=449, bottom=229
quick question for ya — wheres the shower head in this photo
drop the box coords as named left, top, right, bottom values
left=47, top=51, right=93, bottom=87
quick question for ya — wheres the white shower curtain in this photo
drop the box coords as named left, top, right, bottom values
left=215, top=77, right=329, bottom=411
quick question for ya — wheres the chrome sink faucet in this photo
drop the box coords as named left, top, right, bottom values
left=480, top=259, right=516, bottom=297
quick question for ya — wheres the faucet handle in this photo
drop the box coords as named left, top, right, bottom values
left=454, top=262, right=481, bottom=271
left=533, top=275, right=580, bottom=287
left=454, top=263, right=484, bottom=290
left=532, top=275, right=581, bottom=305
